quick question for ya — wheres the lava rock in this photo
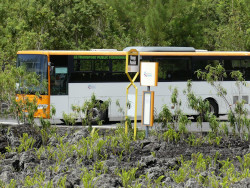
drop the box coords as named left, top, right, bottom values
left=145, top=166, right=165, bottom=180
left=19, top=151, right=39, bottom=171
left=184, top=178, right=200, bottom=188
left=140, top=155, right=157, bottom=168
left=0, top=135, right=8, bottom=153
left=68, top=128, right=89, bottom=144
left=93, top=174, right=122, bottom=188
left=230, top=177, right=250, bottom=188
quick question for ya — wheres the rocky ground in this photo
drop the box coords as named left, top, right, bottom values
left=0, top=124, right=250, bottom=187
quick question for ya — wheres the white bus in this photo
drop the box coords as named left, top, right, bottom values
left=16, top=47, right=250, bottom=121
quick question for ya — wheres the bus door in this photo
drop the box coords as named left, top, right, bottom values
left=50, top=55, right=69, bottom=119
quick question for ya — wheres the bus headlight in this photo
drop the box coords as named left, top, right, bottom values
left=37, top=104, right=48, bottom=109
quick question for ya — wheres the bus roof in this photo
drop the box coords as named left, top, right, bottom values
left=123, top=46, right=196, bottom=52
left=17, top=50, right=249, bottom=57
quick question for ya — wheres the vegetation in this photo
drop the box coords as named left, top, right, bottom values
left=0, top=0, right=249, bottom=70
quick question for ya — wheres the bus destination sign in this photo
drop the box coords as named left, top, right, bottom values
left=126, top=49, right=140, bottom=73
left=129, top=55, right=138, bottom=65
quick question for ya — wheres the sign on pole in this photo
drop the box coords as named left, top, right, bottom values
left=140, top=62, right=158, bottom=86
left=126, top=49, right=140, bottom=73
left=140, top=62, right=158, bottom=137
left=142, top=91, right=154, bottom=126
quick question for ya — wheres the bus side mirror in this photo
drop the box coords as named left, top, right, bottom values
left=50, top=66, right=54, bottom=75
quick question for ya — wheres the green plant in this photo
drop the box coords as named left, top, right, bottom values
left=154, top=175, right=165, bottom=188
left=220, top=122, right=229, bottom=138
left=170, top=157, right=193, bottom=183
left=192, top=153, right=207, bottom=173
left=186, top=133, right=196, bottom=146
left=95, top=139, right=107, bottom=159
left=23, top=170, right=46, bottom=187
left=151, top=151, right=156, bottom=157
left=157, top=104, right=172, bottom=128
left=209, top=115, right=219, bottom=136
left=81, top=93, right=110, bottom=127
left=162, top=128, right=179, bottom=143
left=118, top=167, right=138, bottom=188
left=44, top=180, right=53, bottom=188
left=62, top=112, right=77, bottom=126
left=40, top=128, right=49, bottom=146
left=6, top=179, right=16, bottom=188
left=178, top=113, right=190, bottom=141
left=185, top=80, right=210, bottom=133
left=57, top=175, right=67, bottom=188
left=237, top=153, right=250, bottom=172
left=196, top=64, right=250, bottom=139
left=140, top=173, right=153, bottom=188
left=5, top=145, right=15, bottom=153
left=208, top=171, right=220, bottom=188
left=215, top=136, right=222, bottom=146
left=17, top=133, right=36, bottom=153
left=35, top=146, right=45, bottom=160
left=81, top=168, right=98, bottom=188
left=7, top=65, right=48, bottom=125
left=170, top=87, right=183, bottom=130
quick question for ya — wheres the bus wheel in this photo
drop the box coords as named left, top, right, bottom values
left=207, top=99, right=219, bottom=117
left=88, top=107, right=107, bottom=124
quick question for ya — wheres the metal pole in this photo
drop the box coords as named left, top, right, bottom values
left=145, top=86, right=150, bottom=138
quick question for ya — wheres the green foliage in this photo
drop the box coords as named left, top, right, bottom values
left=57, top=175, right=67, bottom=188
left=0, top=66, right=44, bottom=124
left=157, top=104, right=172, bottom=128
left=0, top=0, right=248, bottom=72
left=209, top=115, right=220, bottom=136
left=117, top=167, right=138, bottom=188
left=170, top=156, right=193, bottom=183
left=17, top=133, right=36, bottom=153
left=162, top=128, right=180, bottom=144
left=23, top=169, right=46, bottom=187
left=66, top=93, right=110, bottom=127
left=186, top=80, right=210, bottom=132
left=5, top=179, right=16, bottom=188
left=62, top=112, right=77, bottom=126
left=81, top=167, right=99, bottom=188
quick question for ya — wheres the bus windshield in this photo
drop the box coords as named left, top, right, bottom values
left=17, top=54, right=48, bottom=94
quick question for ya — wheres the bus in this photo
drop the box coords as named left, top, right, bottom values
left=16, top=47, right=250, bottom=122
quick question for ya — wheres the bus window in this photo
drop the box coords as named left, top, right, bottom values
left=110, top=59, right=127, bottom=82
left=51, top=67, right=68, bottom=95
left=112, top=60, right=125, bottom=72
left=158, top=59, right=192, bottom=81
left=77, top=60, right=92, bottom=71
left=17, top=54, right=48, bottom=94
left=50, top=55, right=68, bottom=95
left=240, top=59, right=250, bottom=80
left=94, top=60, right=110, bottom=72
left=232, top=60, right=241, bottom=69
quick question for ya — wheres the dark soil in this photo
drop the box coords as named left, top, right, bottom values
left=0, top=124, right=250, bottom=187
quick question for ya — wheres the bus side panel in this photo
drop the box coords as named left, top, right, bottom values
left=68, top=83, right=144, bottom=121
left=50, top=96, right=69, bottom=119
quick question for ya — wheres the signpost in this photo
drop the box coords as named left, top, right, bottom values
left=140, top=62, right=158, bottom=137
left=125, top=49, right=140, bottom=140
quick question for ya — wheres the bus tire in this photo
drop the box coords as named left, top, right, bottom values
left=88, top=107, right=108, bottom=124
left=206, top=98, right=219, bottom=117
